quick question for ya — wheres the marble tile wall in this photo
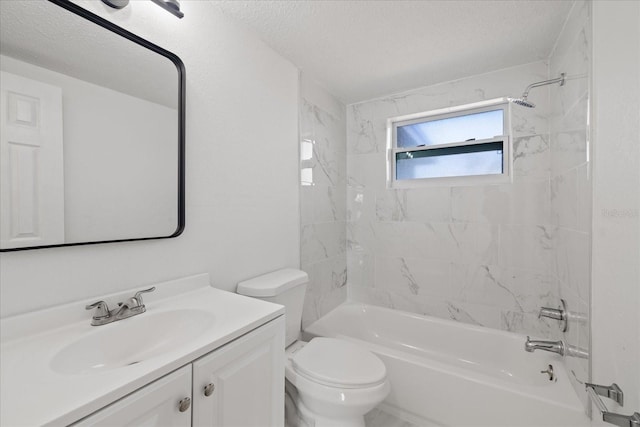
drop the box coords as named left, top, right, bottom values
left=300, top=76, right=348, bottom=328
left=346, top=61, right=567, bottom=339
left=548, top=0, right=591, bottom=410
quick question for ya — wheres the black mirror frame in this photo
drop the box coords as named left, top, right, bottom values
left=1, top=0, right=186, bottom=252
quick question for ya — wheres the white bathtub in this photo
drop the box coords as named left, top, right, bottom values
left=304, top=303, right=589, bottom=427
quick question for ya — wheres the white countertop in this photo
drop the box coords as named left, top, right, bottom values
left=0, top=274, right=284, bottom=426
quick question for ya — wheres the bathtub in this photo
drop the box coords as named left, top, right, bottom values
left=304, top=303, right=589, bottom=427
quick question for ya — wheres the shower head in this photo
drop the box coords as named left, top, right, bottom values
left=508, top=97, right=536, bottom=108
left=509, top=73, right=566, bottom=109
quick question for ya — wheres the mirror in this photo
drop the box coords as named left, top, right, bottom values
left=0, top=0, right=185, bottom=251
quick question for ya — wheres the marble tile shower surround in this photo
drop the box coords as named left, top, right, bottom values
left=300, top=86, right=348, bottom=329
left=346, top=60, right=579, bottom=340
left=548, top=0, right=591, bottom=411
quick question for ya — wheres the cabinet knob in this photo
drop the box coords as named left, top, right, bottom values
left=178, top=397, right=191, bottom=412
left=204, top=383, right=215, bottom=397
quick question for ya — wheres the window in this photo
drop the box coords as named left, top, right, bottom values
left=387, top=99, right=511, bottom=187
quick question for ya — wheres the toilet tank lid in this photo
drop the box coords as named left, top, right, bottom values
left=237, top=269, right=308, bottom=297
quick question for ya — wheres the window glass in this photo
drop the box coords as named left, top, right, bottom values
left=396, top=143, right=504, bottom=180
left=396, top=109, right=504, bottom=148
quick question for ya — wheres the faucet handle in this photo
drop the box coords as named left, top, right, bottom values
left=85, top=300, right=110, bottom=318
left=538, top=307, right=563, bottom=320
left=538, top=299, right=568, bottom=332
left=133, top=286, right=156, bottom=307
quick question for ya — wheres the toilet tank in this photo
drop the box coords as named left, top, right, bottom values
left=237, top=269, right=308, bottom=347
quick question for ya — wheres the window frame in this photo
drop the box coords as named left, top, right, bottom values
left=386, top=98, right=512, bottom=188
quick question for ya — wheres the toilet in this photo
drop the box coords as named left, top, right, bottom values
left=237, top=269, right=390, bottom=427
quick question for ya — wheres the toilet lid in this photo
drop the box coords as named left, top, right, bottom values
left=291, top=338, right=386, bottom=388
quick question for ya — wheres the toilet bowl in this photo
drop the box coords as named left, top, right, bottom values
left=237, top=269, right=390, bottom=427
left=285, top=339, right=390, bottom=427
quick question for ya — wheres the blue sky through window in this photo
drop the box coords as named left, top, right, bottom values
left=396, top=109, right=504, bottom=148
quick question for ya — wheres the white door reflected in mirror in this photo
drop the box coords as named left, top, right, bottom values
left=0, top=71, right=64, bottom=249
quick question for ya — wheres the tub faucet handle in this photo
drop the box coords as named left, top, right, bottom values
left=539, top=307, right=563, bottom=320
left=538, top=299, right=568, bottom=332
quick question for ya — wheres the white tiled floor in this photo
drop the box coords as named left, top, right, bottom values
left=365, top=407, right=421, bottom=427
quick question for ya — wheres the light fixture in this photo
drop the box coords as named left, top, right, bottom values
left=101, top=0, right=184, bottom=19
left=101, top=0, right=129, bottom=9
left=150, top=0, right=184, bottom=19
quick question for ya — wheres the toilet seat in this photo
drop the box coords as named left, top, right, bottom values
left=289, top=338, right=387, bottom=389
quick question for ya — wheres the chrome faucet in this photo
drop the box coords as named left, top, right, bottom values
left=85, top=287, right=155, bottom=326
left=538, top=299, right=568, bottom=332
left=524, top=336, right=565, bottom=356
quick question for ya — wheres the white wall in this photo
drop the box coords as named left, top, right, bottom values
left=0, top=0, right=300, bottom=317
left=1, top=55, right=178, bottom=242
left=591, top=0, right=640, bottom=420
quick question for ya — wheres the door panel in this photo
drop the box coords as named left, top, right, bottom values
left=0, top=71, right=64, bottom=248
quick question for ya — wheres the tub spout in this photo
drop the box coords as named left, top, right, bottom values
left=524, top=336, right=565, bottom=356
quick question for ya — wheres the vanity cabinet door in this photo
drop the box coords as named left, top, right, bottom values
left=72, top=365, right=192, bottom=427
left=192, top=317, right=285, bottom=427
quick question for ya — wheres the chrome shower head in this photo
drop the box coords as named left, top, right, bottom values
left=509, top=73, right=566, bottom=109
left=508, top=97, right=536, bottom=108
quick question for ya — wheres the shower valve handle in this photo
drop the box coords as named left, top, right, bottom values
left=538, top=299, right=568, bottom=332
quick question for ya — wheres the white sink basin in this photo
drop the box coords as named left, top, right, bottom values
left=51, top=309, right=215, bottom=374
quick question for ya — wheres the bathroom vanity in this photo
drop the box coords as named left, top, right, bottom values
left=0, top=274, right=285, bottom=426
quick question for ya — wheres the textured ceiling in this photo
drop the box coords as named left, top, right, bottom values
left=211, top=0, right=574, bottom=104
left=0, top=0, right=178, bottom=108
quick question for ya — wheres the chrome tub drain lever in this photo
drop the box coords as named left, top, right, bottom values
left=540, top=364, right=555, bottom=381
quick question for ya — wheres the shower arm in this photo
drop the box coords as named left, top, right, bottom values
left=522, top=73, right=566, bottom=98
